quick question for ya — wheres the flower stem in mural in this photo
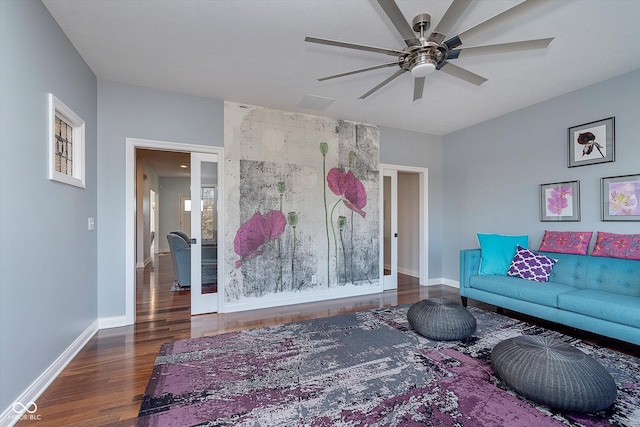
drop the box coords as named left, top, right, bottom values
left=288, top=212, right=298, bottom=290
left=320, top=142, right=330, bottom=286
left=338, top=216, right=347, bottom=284
left=330, top=199, right=342, bottom=283
left=350, top=210, right=354, bottom=283
left=277, top=182, right=285, bottom=291
left=348, top=151, right=356, bottom=283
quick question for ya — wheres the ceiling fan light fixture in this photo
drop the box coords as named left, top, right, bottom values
left=410, top=58, right=436, bottom=78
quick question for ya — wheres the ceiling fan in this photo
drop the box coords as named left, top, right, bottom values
left=305, top=0, right=554, bottom=101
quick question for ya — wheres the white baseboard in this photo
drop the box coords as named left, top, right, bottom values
left=98, top=315, right=128, bottom=329
left=424, top=278, right=459, bottom=288
left=136, top=257, right=152, bottom=269
left=441, top=278, right=460, bottom=288
left=0, top=320, right=98, bottom=426
left=221, top=283, right=383, bottom=313
left=397, top=267, right=419, bottom=277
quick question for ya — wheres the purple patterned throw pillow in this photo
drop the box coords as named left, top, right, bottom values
left=507, top=245, right=558, bottom=282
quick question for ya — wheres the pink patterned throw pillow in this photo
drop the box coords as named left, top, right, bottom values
left=538, top=230, right=592, bottom=255
left=591, top=231, right=640, bottom=260
left=507, top=245, right=558, bottom=282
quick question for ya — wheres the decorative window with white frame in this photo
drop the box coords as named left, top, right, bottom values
left=49, top=93, right=85, bottom=188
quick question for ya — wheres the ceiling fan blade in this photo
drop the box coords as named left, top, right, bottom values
left=305, top=36, right=405, bottom=56
left=413, top=77, right=426, bottom=101
left=359, top=69, right=405, bottom=99
left=428, top=0, right=472, bottom=44
left=377, top=0, right=420, bottom=47
left=437, top=61, right=487, bottom=86
left=318, top=62, right=399, bottom=81
left=445, top=0, right=552, bottom=49
left=447, top=38, right=554, bottom=59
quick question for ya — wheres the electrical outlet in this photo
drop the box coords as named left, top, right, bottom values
left=311, top=275, right=317, bottom=284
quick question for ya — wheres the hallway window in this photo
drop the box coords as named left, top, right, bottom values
left=49, top=94, right=85, bottom=188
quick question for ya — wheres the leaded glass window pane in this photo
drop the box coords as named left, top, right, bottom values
left=55, top=115, right=73, bottom=176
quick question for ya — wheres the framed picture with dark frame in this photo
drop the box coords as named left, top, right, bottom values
left=568, top=117, right=614, bottom=167
left=601, top=174, right=640, bottom=221
left=540, top=180, right=580, bottom=222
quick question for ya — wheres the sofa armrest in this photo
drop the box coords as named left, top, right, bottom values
left=460, top=249, right=481, bottom=292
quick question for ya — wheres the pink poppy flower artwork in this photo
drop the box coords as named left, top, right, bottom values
left=326, top=168, right=367, bottom=218
left=234, top=210, right=286, bottom=268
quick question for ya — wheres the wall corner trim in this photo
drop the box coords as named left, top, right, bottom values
left=0, top=320, right=99, bottom=425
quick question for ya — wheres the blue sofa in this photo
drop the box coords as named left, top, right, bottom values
left=460, top=249, right=640, bottom=346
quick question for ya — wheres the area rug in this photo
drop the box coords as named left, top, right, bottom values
left=137, top=304, right=640, bottom=426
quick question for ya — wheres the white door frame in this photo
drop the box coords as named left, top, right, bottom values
left=125, top=138, right=224, bottom=325
left=379, top=163, right=428, bottom=286
left=382, top=169, right=398, bottom=290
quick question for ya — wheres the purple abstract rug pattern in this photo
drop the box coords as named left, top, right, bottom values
left=137, top=306, right=640, bottom=426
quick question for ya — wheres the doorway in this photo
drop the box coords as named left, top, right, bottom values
left=125, top=138, right=223, bottom=325
left=380, top=164, right=428, bottom=289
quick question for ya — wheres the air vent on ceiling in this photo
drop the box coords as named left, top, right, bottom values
left=297, top=94, right=335, bottom=111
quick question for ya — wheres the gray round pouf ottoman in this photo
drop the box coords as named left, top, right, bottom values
left=407, top=298, right=477, bottom=341
left=491, top=335, right=617, bottom=412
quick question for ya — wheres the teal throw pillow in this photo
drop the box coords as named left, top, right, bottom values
left=477, top=233, right=529, bottom=275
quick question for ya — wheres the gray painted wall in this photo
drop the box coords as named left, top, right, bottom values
left=0, top=0, right=97, bottom=411
left=442, top=68, right=640, bottom=280
left=379, top=127, right=444, bottom=278
left=97, top=80, right=224, bottom=317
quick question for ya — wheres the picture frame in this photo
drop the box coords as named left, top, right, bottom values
left=540, top=180, right=580, bottom=222
left=568, top=117, right=614, bottom=167
left=601, top=174, right=640, bottom=221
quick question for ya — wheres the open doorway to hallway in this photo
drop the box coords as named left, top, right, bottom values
left=135, top=148, right=191, bottom=320
left=381, top=164, right=428, bottom=290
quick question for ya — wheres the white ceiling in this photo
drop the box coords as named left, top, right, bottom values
left=43, top=0, right=640, bottom=136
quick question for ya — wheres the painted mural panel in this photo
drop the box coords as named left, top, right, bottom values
left=224, top=102, right=380, bottom=304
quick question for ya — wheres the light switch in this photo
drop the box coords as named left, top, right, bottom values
left=88, top=217, right=95, bottom=231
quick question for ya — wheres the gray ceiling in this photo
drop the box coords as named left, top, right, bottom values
left=43, top=0, right=640, bottom=136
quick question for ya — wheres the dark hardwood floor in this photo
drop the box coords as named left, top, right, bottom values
left=19, top=253, right=639, bottom=426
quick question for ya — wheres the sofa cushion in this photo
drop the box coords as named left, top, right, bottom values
left=538, top=230, right=592, bottom=255
left=477, top=233, right=528, bottom=275
left=537, top=252, right=590, bottom=288
left=469, top=275, right=577, bottom=308
left=507, top=246, right=557, bottom=282
left=558, top=290, right=640, bottom=329
left=591, top=231, right=640, bottom=260
left=583, top=255, right=640, bottom=297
